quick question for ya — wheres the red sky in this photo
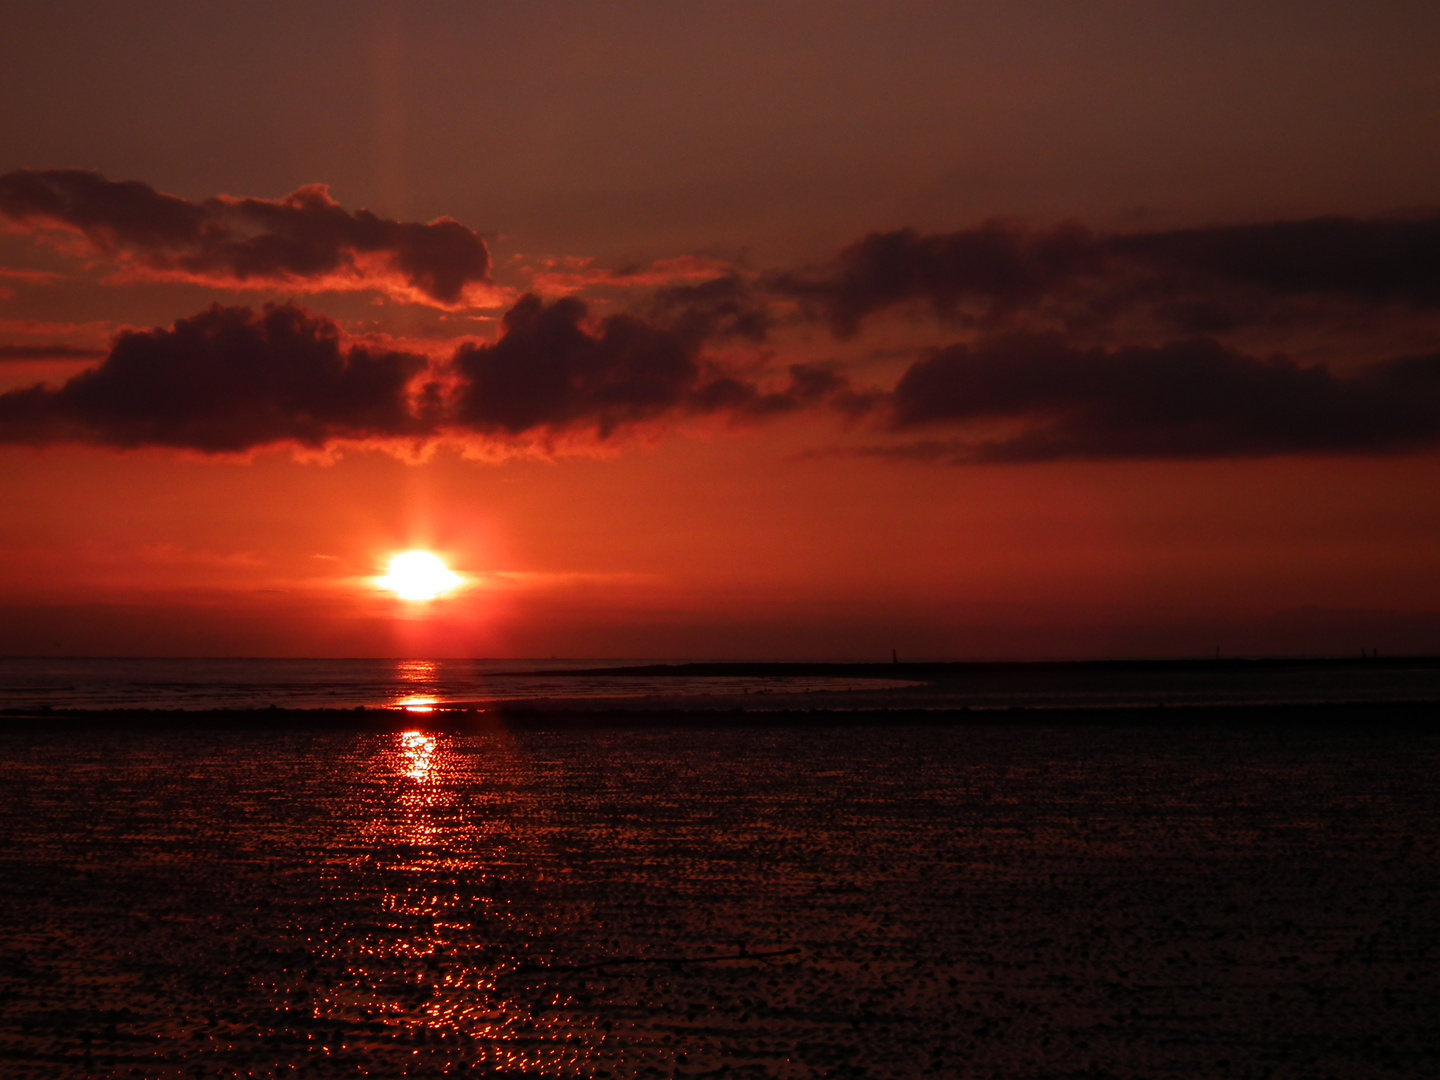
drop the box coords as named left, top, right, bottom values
left=2, top=1, right=1439, bottom=658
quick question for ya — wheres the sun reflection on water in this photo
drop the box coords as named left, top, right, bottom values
left=391, top=658, right=442, bottom=712
left=4, top=729, right=1434, bottom=1078
left=323, top=729, right=608, bottom=1075
left=399, top=730, right=437, bottom=781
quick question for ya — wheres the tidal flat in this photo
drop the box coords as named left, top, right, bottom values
left=0, top=716, right=1436, bottom=1078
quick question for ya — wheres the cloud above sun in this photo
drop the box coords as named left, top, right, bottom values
left=775, top=216, right=1440, bottom=336
left=0, top=297, right=847, bottom=454
left=0, top=169, right=492, bottom=306
left=2, top=169, right=1439, bottom=463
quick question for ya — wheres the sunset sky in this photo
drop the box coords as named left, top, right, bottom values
left=3, top=1, right=1440, bottom=658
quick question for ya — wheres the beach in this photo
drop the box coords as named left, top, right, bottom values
left=1, top=695, right=1437, bottom=1078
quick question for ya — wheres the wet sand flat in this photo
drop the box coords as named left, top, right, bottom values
left=0, top=709, right=1436, bottom=1078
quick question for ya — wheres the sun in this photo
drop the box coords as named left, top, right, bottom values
left=377, top=551, right=463, bottom=601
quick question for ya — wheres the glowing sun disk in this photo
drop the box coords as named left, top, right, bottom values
left=378, top=551, right=463, bottom=601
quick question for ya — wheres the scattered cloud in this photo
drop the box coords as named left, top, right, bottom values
left=451, top=295, right=699, bottom=438
left=0, top=304, right=430, bottom=452
left=645, top=275, right=773, bottom=344
left=878, top=334, right=1440, bottom=461
left=0, top=296, right=852, bottom=454
left=451, top=294, right=843, bottom=440
left=3, top=294, right=1436, bottom=462
left=3, top=168, right=1439, bottom=464
left=522, top=254, right=737, bottom=297
left=0, top=170, right=492, bottom=306
left=775, top=214, right=1440, bottom=337
left=1111, top=215, right=1440, bottom=306
left=775, top=222, right=1099, bottom=337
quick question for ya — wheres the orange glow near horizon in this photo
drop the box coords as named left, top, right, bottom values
left=377, top=550, right=464, bottom=601
left=5, top=3, right=1440, bottom=666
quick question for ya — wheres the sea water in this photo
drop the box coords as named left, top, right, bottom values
left=2, top=655, right=1440, bottom=712
left=0, top=723, right=1436, bottom=1078
left=0, top=657, right=920, bottom=711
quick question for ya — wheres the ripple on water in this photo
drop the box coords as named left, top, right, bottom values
left=0, top=723, right=1436, bottom=1078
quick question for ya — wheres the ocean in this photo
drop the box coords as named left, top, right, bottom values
left=3, top=654, right=1440, bottom=712
left=0, top=722, right=1436, bottom=1077
left=0, top=657, right=919, bottom=712
left=1, top=658, right=1437, bottom=1077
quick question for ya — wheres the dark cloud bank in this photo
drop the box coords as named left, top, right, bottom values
left=2, top=296, right=1436, bottom=461
left=0, top=305, right=427, bottom=452
left=888, top=335, right=1440, bottom=462
left=452, top=294, right=834, bottom=439
left=777, top=213, right=1440, bottom=335
left=0, top=299, right=844, bottom=453
left=0, top=169, right=490, bottom=304
left=2, top=180, right=1439, bottom=462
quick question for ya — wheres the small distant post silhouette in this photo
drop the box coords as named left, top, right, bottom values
left=892, top=648, right=899, bottom=665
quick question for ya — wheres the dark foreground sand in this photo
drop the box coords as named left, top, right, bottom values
left=0, top=703, right=1436, bottom=1078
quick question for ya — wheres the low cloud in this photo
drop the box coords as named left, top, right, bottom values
left=5, top=300, right=1435, bottom=463
left=1111, top=215, right=1440, bottom=306
left=776, top=222, right=1098, bottom=337
left=4, top=175, right=1440, bottom=465
left=882, top=334, right=1440, bottom=461
left=0, top=296, right=851, bottom=453
left=452, top=295, right=700, bottom=438
left=644, top=274, right=773, bottom=344
left=452, top=294, right=838, bottom=439
left=0, top=170, right=491, bottom=305
left=0, top=304, right=429, bottom=452
left=779, top=214, right=1440, bottom=336
left=523, top=254, right=737, bottom=297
